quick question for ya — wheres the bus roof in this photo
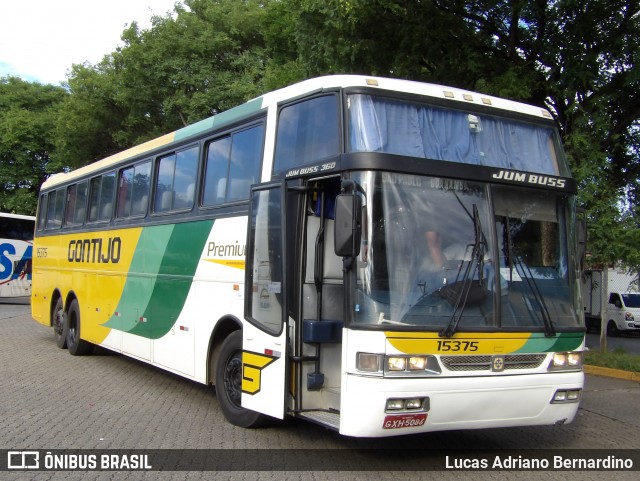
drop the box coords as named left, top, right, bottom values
left=42, top=75, right=555, bottom=190
left=0, top=212, right=36, bottom=221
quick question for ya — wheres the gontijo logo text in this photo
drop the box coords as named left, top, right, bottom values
left=67, top=237, right=121, bottom=264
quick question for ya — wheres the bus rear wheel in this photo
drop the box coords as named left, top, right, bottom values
left=66, top=299, right=93, bottom=356
left=52, top=297, right=67, bottom=349
left=215, top=331, right=266, bottom=428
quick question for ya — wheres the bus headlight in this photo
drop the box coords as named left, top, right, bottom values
left=625, top=312, right=634, bottom=322
left=387, top=356, right=407, bottom=371
left=549, top=351, right=583, bottom=371
left=356, top=352, right=383, bottom=372
left=384, top=355, right=441, bottom=376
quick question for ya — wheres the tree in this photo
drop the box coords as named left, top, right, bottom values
left=271, top=0, right=640, bottom=268
left=49, top=0, right=640, bottom=267
left=55, top=0, right=272, bottom=168
left=0, top=77, right=67, bottom=214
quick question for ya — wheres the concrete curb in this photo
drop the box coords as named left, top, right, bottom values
left=584, top=364, right=640, bottom=382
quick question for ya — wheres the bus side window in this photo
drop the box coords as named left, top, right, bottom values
left=154, top=146, right=198, bottom=212
left=64, top=184, right=78, bottom=226
left=88, top=172, right=115, bottom=223
left=227, top=125, right=264, bottom=203
left=45, top=189, right=64, bottom=230
left=37, top=194, right=46, bottom=231
left=203, top=124, right=264, bottom=207
left=273, top=95, right=339, bottom=175
left=74, top=181, right=88, bottom=225
left=63, top=181, right=87, bottom=227
left=117, top=161, right=150, bottom=218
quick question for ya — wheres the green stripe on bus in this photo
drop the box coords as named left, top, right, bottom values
left=515, top=332, right=583, bottom=353
left=103, top=220, right=213, bottom=339
left=131, top=219, right=214, bottom=339
left=173, top=97, right=264, bottom=142
left=103, top=224, right=174, bottom=333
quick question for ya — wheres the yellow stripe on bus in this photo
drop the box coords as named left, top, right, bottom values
left=34, top=227, right=143, bottom=343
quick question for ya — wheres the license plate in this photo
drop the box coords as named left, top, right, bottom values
left=382, top=413, right=427, bottom=429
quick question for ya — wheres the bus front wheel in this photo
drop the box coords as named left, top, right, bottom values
left=65, top=299, right=93, bottom=356
left=215, top=331, right=266, bottom=428
left=52, top=297, right=67, bottom=349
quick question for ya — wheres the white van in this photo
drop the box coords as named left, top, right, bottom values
left=606, top=292, right=640, bottom=336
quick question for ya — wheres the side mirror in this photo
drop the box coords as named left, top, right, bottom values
left=334, top=194, right=362, bottom=257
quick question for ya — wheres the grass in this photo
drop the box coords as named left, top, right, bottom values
left=585, top=347, right=640, bottom=373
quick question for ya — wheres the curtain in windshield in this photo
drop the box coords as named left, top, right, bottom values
left=348, top=94, right=560, bottom=175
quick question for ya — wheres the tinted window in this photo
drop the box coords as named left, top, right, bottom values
left=117, top=161, right=151, bottom=218
left=203, top=124, right=264, bottom=206
left=203, top=136, right=231, bottom=205
left=37, top=194, right=46, bottom=231
left=45, top=189, right=64, bottom=230
left=273, top=95, right=339, bottom=174
left=88, top=172, right=115, bottom=223
left=64, top=181, right=87, bottom=226
left=0, top=217, right=34, bottom=240
left=154, top=146, right=198, bottom=213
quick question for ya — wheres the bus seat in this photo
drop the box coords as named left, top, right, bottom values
left=101, top=202, right=112, bottom=220
left=185, top=183, right=195, bottom=204
left=160, top=191, right=173, bottom=211
left=134, top=195, right=148, bottom=215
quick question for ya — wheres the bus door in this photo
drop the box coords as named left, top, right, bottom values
left=242, top=182, right=288, bottom=419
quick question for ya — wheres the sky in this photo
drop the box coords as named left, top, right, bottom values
left=0, top=0, right=180, bottom=85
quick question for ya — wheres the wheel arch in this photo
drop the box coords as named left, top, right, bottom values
left=207, top=315, right=242, bottom=386
left=49, top=289, right=64, bottom=327
left=64, top=290, right=79, bottom=310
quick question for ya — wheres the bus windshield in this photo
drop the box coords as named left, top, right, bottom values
left=348, top=94, right=566, bottom=176
left=352, top=172, right=580, bottom=332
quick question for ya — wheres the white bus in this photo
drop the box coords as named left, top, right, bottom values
left=32, top=75, right=584, bottom=437
left=1, top=212, right=35, bottom=299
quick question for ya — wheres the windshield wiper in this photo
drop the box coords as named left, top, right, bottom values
left=510, top=252, right=556, bottom=337
left=502, top=214, right=555, bottom=337
left=439, top=204, right=486, bottom=338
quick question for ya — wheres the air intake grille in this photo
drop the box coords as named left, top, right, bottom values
left=441, top=354, right=547, bottom=371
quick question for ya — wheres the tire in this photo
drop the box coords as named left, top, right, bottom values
left=215, top=331, right=266, bottom=428
left=607, top=320, right=620, bottom=337
left=65, top=299, right=93, bottom=356
left=51, top=297, right=67, bottom=349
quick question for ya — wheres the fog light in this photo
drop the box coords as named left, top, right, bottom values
left=554, top=391, right=567, bottom=402
left=405, top=398, right=423, bottom=409
left=567, top=390, right=581, bottom=401
left=357, top=353, right=381, bottom=372
left=551, top=389, right=582, bottom=403
left=388, top=356, right=407, bottom=371
left=386, top=399, right=404, bottom=410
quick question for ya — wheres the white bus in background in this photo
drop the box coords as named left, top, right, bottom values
left=0, top=212, right=35, bottom=299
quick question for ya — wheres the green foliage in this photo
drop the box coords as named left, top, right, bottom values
left=585, top=348, right=640, bottom=373
left=1, top=0, right=639, bottom=267
left=0, top=76, right=67, bottom=214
